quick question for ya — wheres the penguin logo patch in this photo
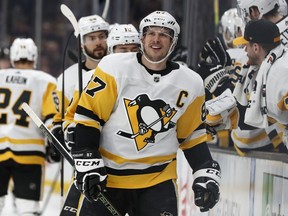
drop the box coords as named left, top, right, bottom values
left=117, top=94, right=177, bottom=151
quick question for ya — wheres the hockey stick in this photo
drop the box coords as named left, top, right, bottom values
left=21, top=103, right=122, bottom=216
left=102, top=0, right=110, bottom=19
left=117, top=108, right=175, bottom=139
left=60, top=4, right=83, bottom=94
left=60, top=4, right=79, bottom=37
left=60, top=4, right=82, bottom=198
left=68, top=49, right=78, bottom=63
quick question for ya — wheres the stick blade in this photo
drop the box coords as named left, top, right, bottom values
left=60, top=4, right=79, bottom=37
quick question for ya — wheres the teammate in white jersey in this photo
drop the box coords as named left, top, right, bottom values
left=0, top=38, right=57, bottom=216
left=63, top=24, right=140, bottom=131
left=62, top=23, right=141, bottom=216
left=53, top=14, right=110, bottom=216
left=53, top=14, right=109, bottom=129
left=71, top=11, right=221, bottom=215
left=199, top=1, right=288, bottom=155
left=233, top=19, right=288, bottom=150
left=228, top=0, right=288, bottom=154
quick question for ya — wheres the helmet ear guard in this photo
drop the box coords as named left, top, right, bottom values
left=10, top=38, right=38, bottom=68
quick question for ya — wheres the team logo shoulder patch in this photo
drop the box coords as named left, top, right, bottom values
left=117, top=94, right=177, bottom=151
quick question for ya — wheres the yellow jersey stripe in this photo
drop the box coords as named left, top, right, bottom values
left=100, top=147, right=176, bottom=165
left=106, top=160, right=176, bottom=188
left=0, top=137, right=44, bottom=145
left=0, top=151, right=45, bottom=165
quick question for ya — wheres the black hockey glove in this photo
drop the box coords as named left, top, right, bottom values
left=46, top=123, right=63, bottom=163
left=197, top=60, right=230, bottom=96
left=192, top=160, right=221, bottom=212
left=72, top=147, right=107, bottom=202
left=200, top=37, right=232, bottom=67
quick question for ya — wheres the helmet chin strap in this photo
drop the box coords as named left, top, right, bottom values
left=82, top=49, right=102, bottom=62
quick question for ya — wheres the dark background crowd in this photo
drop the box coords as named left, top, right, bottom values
left=1, top=0, right=238, bottom=77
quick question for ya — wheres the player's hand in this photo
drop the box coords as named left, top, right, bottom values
left=72, top=147, right=107, bottom=202
left=192, top=160, right=221, bottom=212
left=46, top=123, right=63, bottom=163
left=200, top=37, right=232, bottom=67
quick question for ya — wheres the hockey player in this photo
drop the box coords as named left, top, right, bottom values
left=233, top=19, right=288, bottom=150
left=60, top=23, right=141, bottom=215
left=71, top=11, right=221, bottom=215
left=52, top=14, right=110, bottom=216
left=199, top=0, right=288, bottom=154
left=0, top=38, right=57, bottom=216
left=107, top=24, right=140, bottom=54
left=63, top=23, right=140, bottom=149
left=52, top=14, right=109, bottom=136
left=229, top=0, right=288, bottom=154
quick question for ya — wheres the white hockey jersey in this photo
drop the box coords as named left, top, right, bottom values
left=277, top=15, right=288, bottom=48
left=231, top=47, right=288, bottom=154
left=53, top=63, right=93, bottom=123
left=0, top=68, right=57, bottom=165
left=63, top=69, right=94, bottom=129
left=266, top=48, right=288, bottom=125
left=74, top=52, right=207, bottom=189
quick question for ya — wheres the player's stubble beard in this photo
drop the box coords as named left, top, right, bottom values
left=84, top=45, right=107, bottom=60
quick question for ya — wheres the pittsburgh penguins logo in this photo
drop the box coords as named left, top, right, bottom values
left=117, top=94, right=177, bottom=151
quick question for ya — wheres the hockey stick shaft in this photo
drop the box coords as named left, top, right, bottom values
left=21, top=103, right=122, bottom=216
left=60, top=4, right=83, bottom=95
left=22, top=103, right=74, bottom=165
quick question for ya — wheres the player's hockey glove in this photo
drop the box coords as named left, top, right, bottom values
left=72, top=147, right=107, bottom=202
left=197, top=60, right=230, bottom=96
left=192, top=160, right=221, bottom=212
left=200, top=37, right=232, bottom=67
left=46, top=123, right=63, bottom=163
